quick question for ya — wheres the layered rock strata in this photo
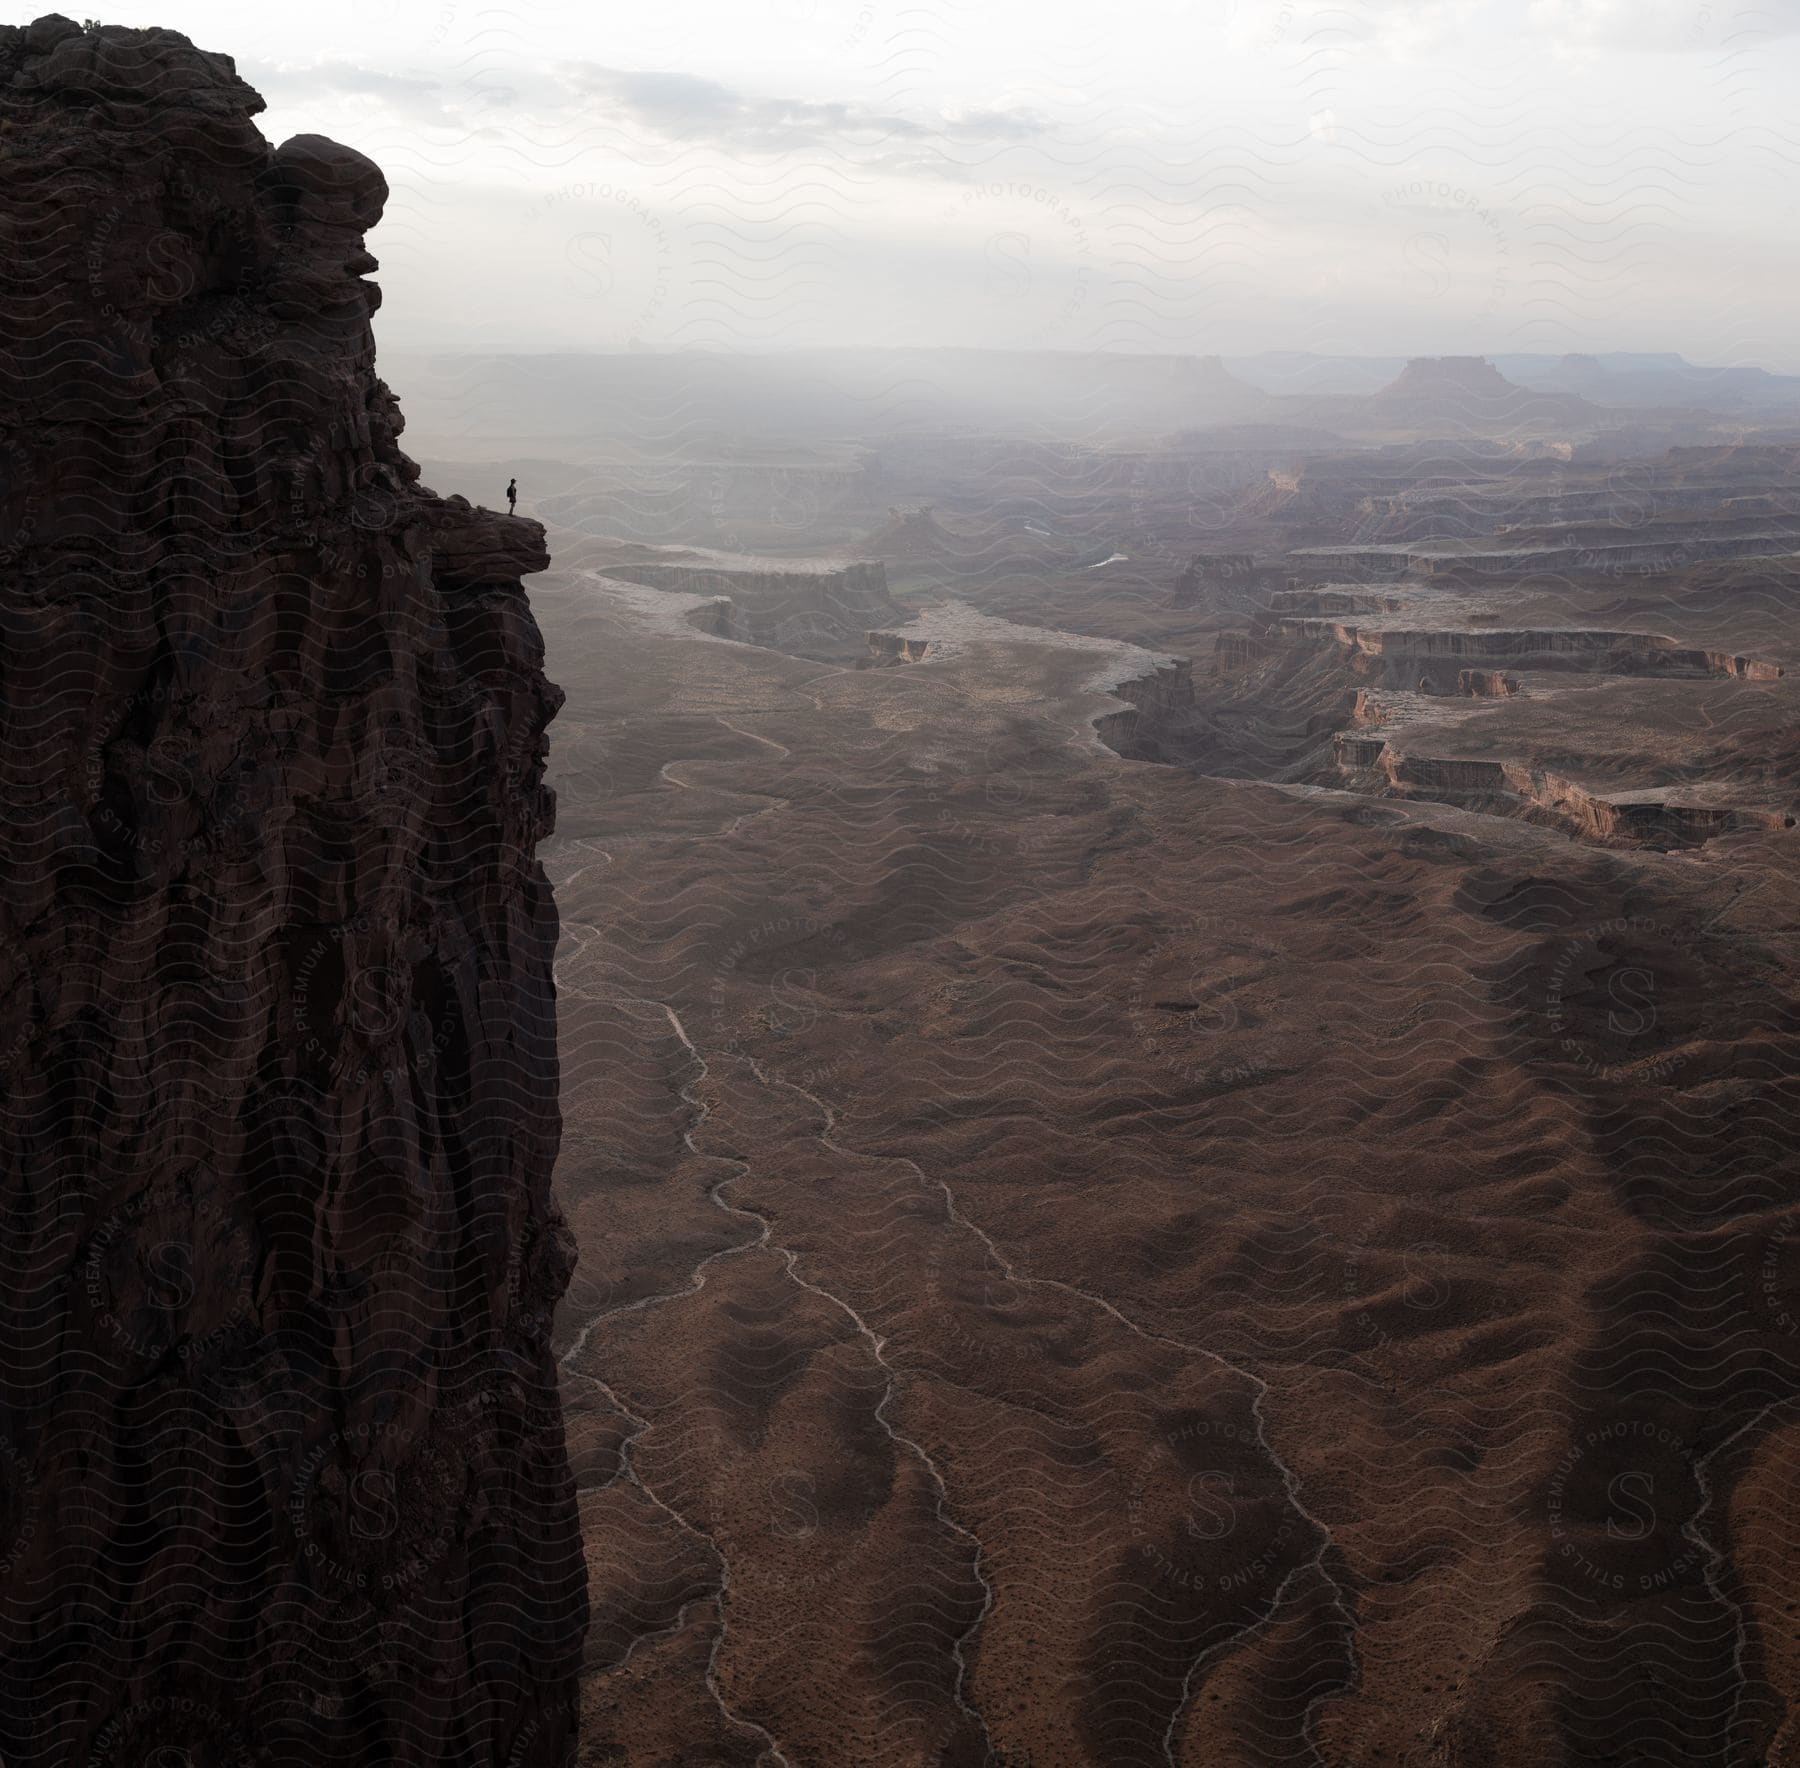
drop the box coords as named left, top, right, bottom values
left=1093, top=657, right=1196, bottom=759
left=1329, top=738, right=1795, bottom=847
left=0, top=17, right=584, bottom=1765
left=603, top=554, right=900, bottom=661
left=1274, top=617, right=1782, bottom=682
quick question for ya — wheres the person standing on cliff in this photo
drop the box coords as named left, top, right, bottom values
left=505, top=476, right=517, bottom=516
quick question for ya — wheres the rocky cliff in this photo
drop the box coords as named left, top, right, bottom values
left=0, top=16, right=584, bottom=1765
left=1091, top=656, right=1195, bottom=759
left=1330, top=736, right=1795, bottom=846
left=1166, top=551, right=1287, bottom=613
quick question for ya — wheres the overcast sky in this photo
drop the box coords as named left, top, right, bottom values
left=71, top=0, right=1800, bottom=367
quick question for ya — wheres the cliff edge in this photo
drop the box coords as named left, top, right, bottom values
left=0, top=15, right=584, bottom=1764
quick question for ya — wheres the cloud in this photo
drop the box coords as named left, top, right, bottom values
left=1240, top=0, right=1800, bottom=61
left=1524, top=0, right=1800, bottom=53
left=242, top=59, right=455, bottom=122
left=241, top=54, right=1046, bottom=174
left=568, top=64, right=1045, bottom=158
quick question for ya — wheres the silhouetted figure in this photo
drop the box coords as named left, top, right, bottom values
left=506, top=476, right=517, bottom=515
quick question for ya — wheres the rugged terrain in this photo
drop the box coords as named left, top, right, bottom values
left=8, top=12, right=1799, bottom=1762
left=0, top=19, right=583, bottom=1765
left=478, top=355, right=1800, bottom=1763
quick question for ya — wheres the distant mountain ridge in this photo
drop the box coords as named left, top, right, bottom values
left=379, top=344, right=1800, bottom=461
left=1224, top=349, right=1800, bottom=410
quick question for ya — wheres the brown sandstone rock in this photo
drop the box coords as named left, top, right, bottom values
left=0, top=17, right=584, bottom=1765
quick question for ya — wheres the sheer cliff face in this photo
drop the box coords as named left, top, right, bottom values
left=0, top=16, right=583, bottom=1765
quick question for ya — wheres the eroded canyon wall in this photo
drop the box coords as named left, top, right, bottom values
left=0, top=16, right=583, bottom=1764
left=607, top=559, right=901, bottom=661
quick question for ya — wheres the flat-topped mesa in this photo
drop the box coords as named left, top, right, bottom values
left=596, top=544, right=899, bottom=661
left=0, top=17, right=583, bottom=1765
left=1369, top=354, right=1585, bottom=415
left=1341, top=356, right=1603, bottom=437
left=1383, top=355, right=1519, bottom=398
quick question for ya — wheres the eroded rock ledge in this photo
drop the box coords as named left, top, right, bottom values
left=0, top=17, right=583, bottom=1764
left=593, top=541, right=902, bottom=661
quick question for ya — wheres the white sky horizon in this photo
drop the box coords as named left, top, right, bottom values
left=36, top=0, right=1800, bottom=372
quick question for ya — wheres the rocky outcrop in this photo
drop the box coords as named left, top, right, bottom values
left=1167, top=552, right=1284, bottom=611
left=604, top=555, right=900, bottom=661
left=1331, top=737, right=1794, bottom=847
left=1412, top=666, right=1521, bottom=696
left=1254, top=443, right=1800, bottom=561
left=1714, top=652, right=1786, bottom=682
left=859, top=504, right=965, bottom=561
left=1351, top=355, right=1602, bottom=434
left=1092, top=657, right=1195, bottom=759
left=1213, top=629, right=1285, bottom=676
left=1296, top=530, right=1800, bottom=576
left=1334, top=734, right=1390, bottom=768
left=0, top=17, right=583, bottom=1765
left=1268, top=585, right=1407, bottom=617
left=1276, top=617, right=1782, bottom=681
left=866, top=630, right=935, bottom=663
left=1457, top=668, right=1518, bottom=697
left=683, top=594, right=739, bottom=640
left=1282, top=544, right=1417, bottom=573
left=1249, top=443, right=1534, bottom=524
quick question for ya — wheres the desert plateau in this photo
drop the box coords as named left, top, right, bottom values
left=3, top=8, right=1800, bottom=1767
left=416, top=346, right=1800, bottom=1764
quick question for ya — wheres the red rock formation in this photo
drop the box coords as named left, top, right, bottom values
left=866, top=630, right=935, bottom=663
left=0, top=16, right=584, bottom=1764
left=1457, top=668, right=1518, bottom=697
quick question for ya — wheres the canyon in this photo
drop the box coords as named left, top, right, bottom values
left=6, top=13, right=1800, bottom=1768
left=459, top=335, right=1800, bottom=1763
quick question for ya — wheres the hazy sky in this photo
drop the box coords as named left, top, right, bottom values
left=66, top=0, right=1800, bottom=367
